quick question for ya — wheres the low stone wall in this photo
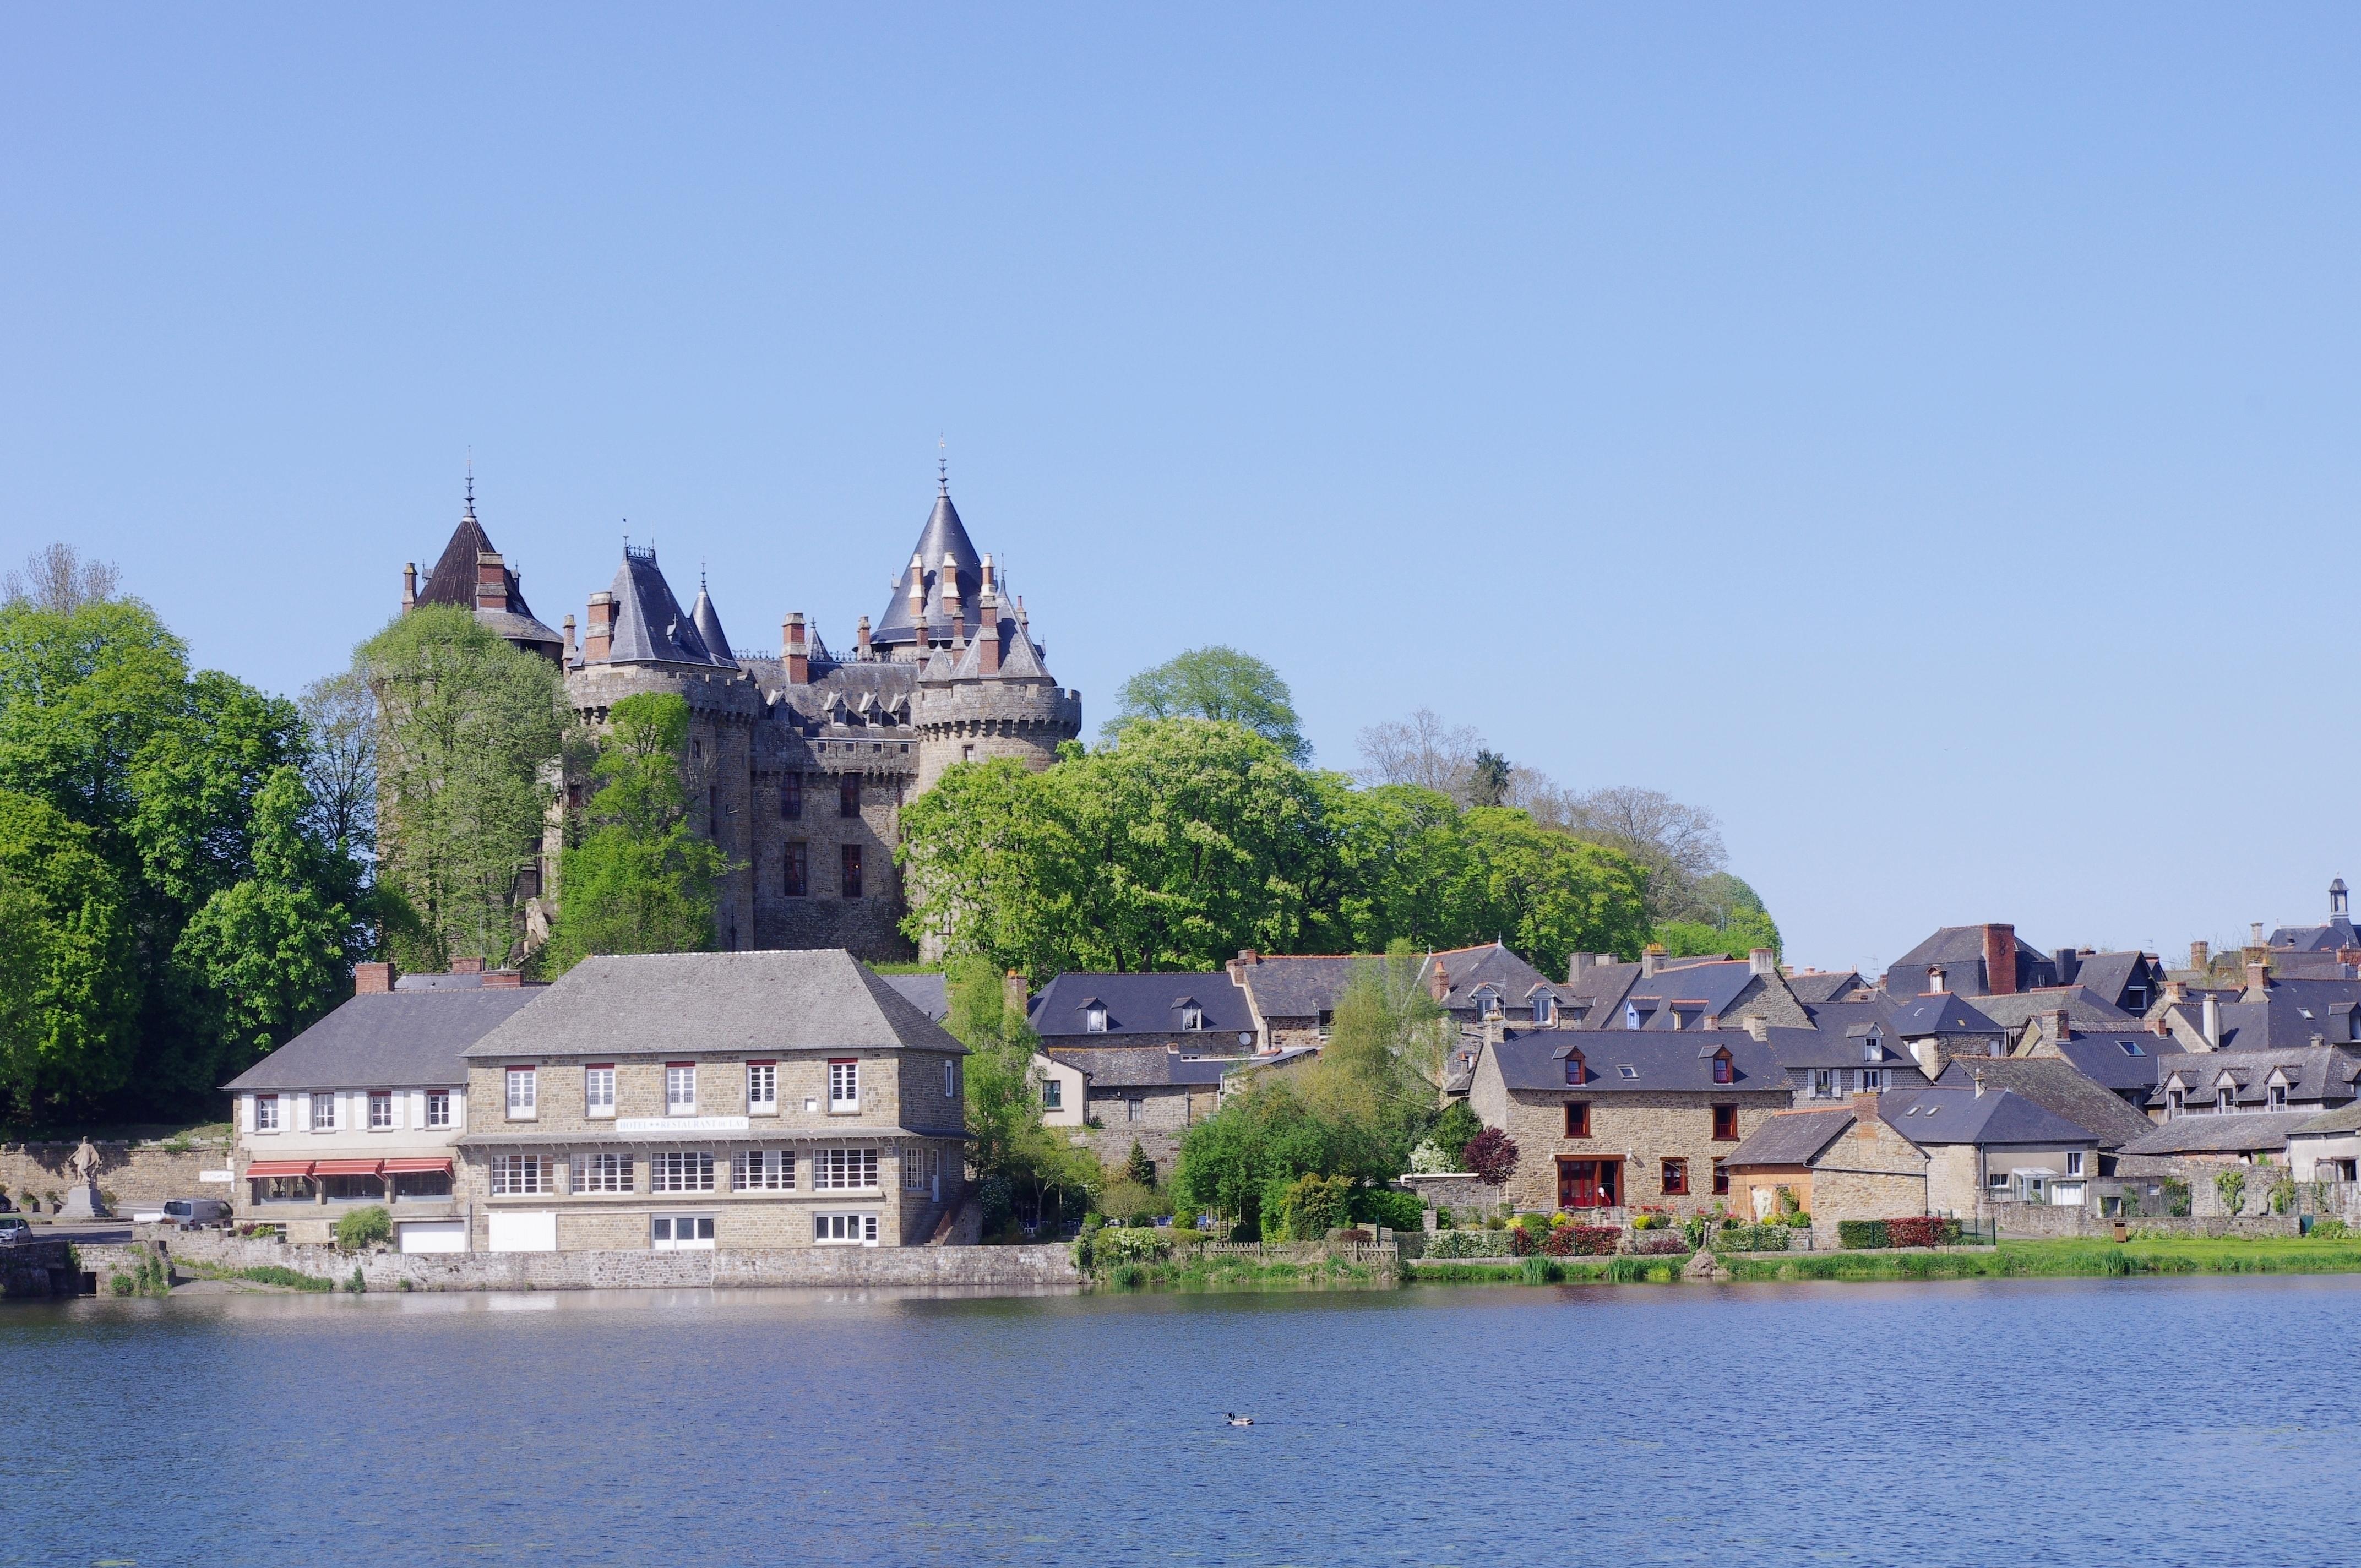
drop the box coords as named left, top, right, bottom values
left=1400, top=1174, right=1496, bottom=1216
left=1, top=1141, right=227, bottom=1211
left=139, top=1228, right=1084, bottom=1292
left=0, top=1238, right=87, bottom=1298
left=1988, top=1203, right=2301, bottom=1240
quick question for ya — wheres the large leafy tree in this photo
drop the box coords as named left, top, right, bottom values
left=941, top=956, right=1095, bottom=1227
left=1105, top=646, right=1310, bottom=764
left=0, top=790, right=138, bottom=1118
left=362, top=605, right=567, bottom=970
left=541, top=693, right=727, bottom=972
left=1456, top=807, right=1652, bottom=979
left=1301, top=946, right=1451, bottom=1170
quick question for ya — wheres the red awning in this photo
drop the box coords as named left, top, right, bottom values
left=380, top=1158, right=451, bottom=1175
left=244, top=1159, right=314, bottom=1178
left=310, top=1158, right=384, bottom=1177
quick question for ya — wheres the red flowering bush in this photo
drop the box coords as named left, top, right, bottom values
left=1883, top=1216, right=1959, bottom=1248
left=1462, top=1126, right=1520, bottom=1188
left=1543, top=1225, right=1620, bottom=1256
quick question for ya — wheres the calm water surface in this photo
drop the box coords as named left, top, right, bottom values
left=4, top=1276, right=2352, bottom=1567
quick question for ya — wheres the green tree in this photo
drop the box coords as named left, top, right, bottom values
left=1467, top=748, right=1512, bottom=808
left=542, top=693, right=726, bottom=972
left=942, top=956, right=1095, bottom=1226
left=1457, top=807, right=1651, bottom=977
left=1105, top=646, right=1310, bottom=764
left=1302, top=946, right=1450, bottom=1170
left=362, top=606, right=567, bottom=970
left=0, top=790, right=138, bottom=1117
left=1170, top=1077, right=1380, bottom=1233
left=897, top=758, right=1081, bottom=982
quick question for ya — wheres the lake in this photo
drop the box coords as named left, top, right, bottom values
left=4, top=1276, right=2351, bottom=1566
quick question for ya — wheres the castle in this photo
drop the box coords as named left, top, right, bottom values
left=401, top=472, right=1084, bottom=960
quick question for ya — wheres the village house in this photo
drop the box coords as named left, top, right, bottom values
left=1883, top=1082, right=2101, bottom=1212
left=1464, top=1027, right=1789, bottom=1217
left=1721, top=1095, right=1930, bottom=1244
left=1225, top=951, right=1364, bottom=1050
left=2117, top=1111, right=2321, bottom=1171
left=1759, top=1021, right=1930, bottom=1103
left=1886, top=989, right=2010, bottom=1071
left=221, top=960, right=541, bottom=1250
left=2148, top=1044, right=2361, bottom=1120
left=2286, top=1102, right=2361, bottom=1182
left=1417, top=942, right=1578, bottom=1027
left=1930, top=1057, right=2158, bottom=1176
left=1029, top=971, right=1259, bottom=1056
left=1031, top=1046, right=1227, bottom=1177
left=1560, top=948, right=1812, bottom=1033
left=453, top=950, right=968, bottom=1253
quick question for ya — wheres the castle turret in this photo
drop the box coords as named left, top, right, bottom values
left=406, top=475, right=563, bottom=661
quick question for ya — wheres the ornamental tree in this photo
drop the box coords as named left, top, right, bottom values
left=1463, top=1125, right=1519, bottom=1189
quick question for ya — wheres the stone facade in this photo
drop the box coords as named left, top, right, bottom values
left=1467, top=1070, right=1787, bottom=1217
left=1, top=1140, right=227, bottom=1211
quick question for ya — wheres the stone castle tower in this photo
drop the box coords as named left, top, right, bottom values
left=401, top=472, right=1082, bottom=960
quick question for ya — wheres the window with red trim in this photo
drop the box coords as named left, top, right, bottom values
left=1563, top=1102, right=1591, bottom=1138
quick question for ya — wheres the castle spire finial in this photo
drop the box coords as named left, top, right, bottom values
left=464, top=451, right=476, bottom=521
left=938, top=435, right=948, bottom=497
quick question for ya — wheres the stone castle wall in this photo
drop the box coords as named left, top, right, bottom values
left=2, top=1141, right=226, bottom=1210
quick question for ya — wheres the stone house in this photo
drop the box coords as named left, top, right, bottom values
left=1882, top=1085, right=2100, bottom=1213
left=2286, top=1103, right=2361, bottom=1182
left=1886, top=990, right=2009, bottom=1072
left=1031, top=1047, right=1226, bottom=1178
left=1463, top=1027, right=1790, bottom=1218
left=1930, top=1058, right=2161, bottom=1177
left=1224, top=951, right=1364, bottom=1050
left=221, top=961, right=541, bottom=1249
left=1560, top=949, right=1812, bottom=1033
left=1760, top=1022, right=1929, bottom=1104
left=454, top=950, right=969, bottom=1253
left=1721, top=1095, right=1931, bottom=1245
left=1030, top=971, right=1259, bottom=1057
left=1417, top=943, right=1577, bottom=1027
left=2150, top=1045, right=2361, bottom=1120
left=2117, top=1111, right=2319, bottom=1174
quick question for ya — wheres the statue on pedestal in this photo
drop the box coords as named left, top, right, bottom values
left=58, top=1139, right=106, bottom=1219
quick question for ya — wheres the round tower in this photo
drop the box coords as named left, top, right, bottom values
left=911, top=563, right=1080, bottom=791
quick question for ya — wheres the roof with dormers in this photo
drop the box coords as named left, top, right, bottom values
left=874, top=489, right=985, bottom=648
left=1031, top=972, right=1258, bottom=1044
left=1487, top=1026, right=1784, bottom=1093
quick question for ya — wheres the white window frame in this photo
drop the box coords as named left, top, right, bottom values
left=651, top=1151, right=716, bottom=1193
left=732, top=1148, right=795, bottom=1191
left=814, top=1212, right=879, bottom=1246
left=1041, top=1077, right=1063, bottom=1110
left=311, top=1091, right=338, bottom=1132
left=570, top=1151, right=633, bottom=1194
left=1085, top=1006, right=1108, bottom=1034
left=903, top=1144, right=926, bottom=1190
left=814, top=1147, right=878, bottom=1190
left=747, top=1062, right=777, bottom=1114
left=505, top=1066, right=537, bottom=1120
left=490, top=1155, right=547, bottom=1196
left=828, top=1060, right=859, bottom=1113
left=584, top=1065, right=616, bottom=1119
left=666, top=1064, right=697, bottom=1117
left=1181, top=1006, right=1205, bottom=1031
left=368, top=1090, right=395, bottom=1131
left=255, top=1094, right=280, bottom=1133
left=652, top=1215, right=716, bottom=1251
left=2065, top=1151, right=2085, bottom=1177
left=1810, top=1069, right=1836, bottom=1099
left=425, top=1091, right=452, bottom=1129
left=943, top=1058, right=957, bottom=1098
left=1861, top=1069, right=1885, bottom=1092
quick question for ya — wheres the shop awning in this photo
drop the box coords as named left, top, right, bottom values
left=381, top=1158, right=451, bottom=1175
left=244, top=1160, right=314, bottom=1178
left=311, top=1158, right=385, bottom=1177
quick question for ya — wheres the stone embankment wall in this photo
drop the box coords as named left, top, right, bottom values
left=137, top=1227, right=1083, bottom=1292
left=1, top=1142, right=226, bottom=1209
left=0, top=1238, right=86, bottom=1297
left=1987, top=1204, right=2302, bottom=1240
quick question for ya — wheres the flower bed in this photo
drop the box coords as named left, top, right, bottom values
left=1625, top=1231, right=1689, bottom=1256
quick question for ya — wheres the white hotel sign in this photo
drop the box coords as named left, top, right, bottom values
left=613, top=1116, right=751, bottom=1134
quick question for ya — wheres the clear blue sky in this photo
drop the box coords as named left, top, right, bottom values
left=6, top=7, right=2358, bottom=978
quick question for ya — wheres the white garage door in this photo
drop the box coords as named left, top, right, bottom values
left=398, top=1220, right=467, bottom=1254
left=487, top=1211, right=557, bottom=1253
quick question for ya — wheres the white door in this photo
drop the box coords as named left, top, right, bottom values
left=2049, top=1182, right=2085, bottom=1207
left=1751, top=1186, right=1775, bottom=1220
left=399, top=1220, right=466, bottom=1254
left=488, top=1211, right=557, bottom=1252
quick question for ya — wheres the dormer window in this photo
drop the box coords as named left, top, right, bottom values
left=2167, top=1088, right=2185, bottom=1117
left=1534, top=995, right=1555, bottom=1026
left=1472, top=987, right=1501, bottom=1020
left=1564, top=1053, right=1585, bottom=1086
left=1180, top=1006, right=1204, bottom=1031
left=1624, top=1003, right=1640, bottom=1029
left=2269, top=1084, right=2288, bottom=1109
left=1712, top=1052, right=1734, bottom=1085
left=2216, top=1088, right=2235, bottom=1112
left=1862, top=1041, right=1880, bottom=1063
left=1085, top=1005, right=1108, bottom=1034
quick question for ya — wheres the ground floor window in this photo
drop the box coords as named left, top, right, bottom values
left=815, top=1212, right=879, bottom=1245
left=391, top=1170, right=451, bottom=1200
left=1661, top=1158, right=1688, bottom=1196
left=733, top=1149, right=795, bottom=1190
left=251, top=1177, right=312, bottom=1205
left=322, top=1174, right=383, bottom=1202
left=652, top=1215, right=715, bottom=1250
left=1711, top=1159, right=1729, bottom=1196
left=1555, top=1157, right=1621, bottom=1209
left=572, top=1151, right=634, bottom=1194
left=490, top=1155, right=548, bottom=1196
left=652, top=1151, right=717, bottom=1193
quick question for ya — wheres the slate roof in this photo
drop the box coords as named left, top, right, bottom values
left=2155, top=1045, right=2361, bottom=1109
left=1232, top=955, right=1366, bottom=1019
left=2292, top=1102, right=2361, bottom=1136
left=1801, top=997, right=1906, bottom=1036
left=413, top=503, right=562, bottom=653
left=1043, top=1047, right=1231, bottom=1090
left=2052, top=1033, right=2179, bottom=1098
left=1932, top=1059, right=2159, bottom=1149
left=1887, top=993, right=2005, bottom=1038
left=461, top=951, right=964, bottom=1059
left=1884, top=926, right=2061, bottom=994
left=2118, top=1112, right=2319, bottom=1157
left=880, top=973, right=949, bottom=1023
left=1721, top=1108, right=1860, bottom=1168
left=1971, top=987, right=2135, bottom=1033
left=1419, top=943, right=1570, bottom=1016
left=1488, top=1027, right=1784, bottom=1093
left=591, top=546, right=731, bottom=667
left=1563, top=960, right=1643, bottom=1022
left=2058, top=952, right=2159, bottom=1011
left=873, top=488, right=986, bottom=650
left=2268, top=912, right=2360, bottom=954
left=1593, top=959, right=1760, bottom=1029
left=1785, top=971, right=1865, bottom=1005
left=1878, top=1087, right=2097, bottom=1147
left=688, top=583, right=737, bottom=667
left=1030, top=972, right=1258, bottom=1044
left=1760, top=1025, right=1914, bottom=1071
left=224, top=990, right=543, bottom=1092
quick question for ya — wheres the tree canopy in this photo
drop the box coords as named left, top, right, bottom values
left=1106, top=645, right=1310, bottom=764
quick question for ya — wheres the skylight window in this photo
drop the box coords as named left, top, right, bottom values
left=1618, top=1065, right=1639, bottom=1080
left=2119, top=1041, right=2144, bottom=1056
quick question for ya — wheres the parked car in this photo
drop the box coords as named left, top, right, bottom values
left=0, top=1214, right=31, bottom=1245
left=158, top=1198, right=230, bottom=1229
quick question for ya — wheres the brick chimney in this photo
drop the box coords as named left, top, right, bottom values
left=1852, top=1090, right=1883, bottom=1136
left=1428, top=961, right=1451, bottom=1003
left=2245, top=960, right=2270, bottom=997
left=483, top=969, right=523, bottom=989
left=856, top=614, right=873, bottom=660
left=450, top=956, right=486, bottom=976
left=1003, top=970, right=1029, bottom=1017
left=584, top=592, right=616, bottom=661
left=1982, top=923, right=2017, bottom=994
left=976, top=583, right=1002, bottom=675
left=783, top=613, right=809, bottom=684
left=401, top=563, right=417, bottom=613
left=2189, top=939, right=2210, bottom=972
left=474, top=551, right=509, bottom=614
left=1748, top=947, right=1776, bottom=977
left=1640, top=943, right=1665, bottom=979
left=2042, top=1008, right=2070, bottom=1047
left=562, top=614, right=576, bottom=664
left=355, top=961, right=396, bottom=995
left=939, top=552, right=962, bottom=624
left=1226, top=948, right=1260, bottom=982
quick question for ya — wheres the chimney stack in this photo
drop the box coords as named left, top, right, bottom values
left=939, top=552, right=962, bottom=624
left=2163, top=978, right=2187, bottom=1005
left=1428, top=962, right=1451, bottom=1003
left=474, top=551, right=509, bottom=614
left=976, top=581, right=1002, bottom=675
left=354, top=961, right=396, bottom=994
left=2250, top=921, right=2266, bottom=948
left=562, top=614, right=576, bottom=664
left=1003, top=970, right=1029, bottom=1019
left=401, top=563, right=417, bottom=613
left=1982, top=923, right=2017, bottom=994
left=783, top=613, right=809, bottom=684
left=585, top=592, right=616, bottom=661
left=1852, top=1090, right=1883, bottom=1135
left=483, top=969, right=523, bottom=989
left=2189, top=939, right=2210, bottom=973
left=2245, top=959, right=2270, bottom=996
left=1748, top=947, right=1776, bottom=977
left=1972, top=1069, right=1986, bottom=1098
left=1742, top=1014, right=1769, bottom=1042
left=1640, top=943, right=1665, bottom=979
left=856, top=614, right=873, bottom=660
left=2042, top=1008, right=2070, bottom=1047
left=2202, top=992, right=2222, bottom=1048
left=450, top=956, right=486, bottom=976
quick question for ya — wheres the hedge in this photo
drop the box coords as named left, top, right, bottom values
left=1626, top=1231, right=1689, bottom=1256
left=1837, top=1217, right=1962, bottom=1250
left=1425, top=1229, right=1519, bottom=1259
left=1541, top=1225, right=1621, bottom=1257
left=1715, top=1223, right=1792, bottom=1253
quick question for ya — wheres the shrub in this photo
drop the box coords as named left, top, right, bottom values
left=1424, top=1229, right=1516, bottom=1258
left=1680, top=1215, right=1711, bottom=1250
left=1837, top=1219, right=1891, bottom=1250
left=1626, top=1231, right=1688, bottom=1256
left=1772, top=1185, right=1802, bottom=1220
left=1786, top=1210, right=1813, bottom=1229
left=1541, top=1225, right=1620, bottom=1256
left=1408, top=1140, right=1452, bottom=1175
left=108, top=1273, right=133, bottom=1296
left=2163, top=1178, right=2192, bottom=1217
left=1092, top=1227, right=1172, bottom=1265
left=1335, top=1228, right=1373, bottom=1244
left=334, top=1206, right=393, bottom=1251
left=2215, top=1169, right=2248, bottom=1216
left=1883, top=1216, right=1960, bottom=1249
left=1431, top=1099, right=1482, bottom=1159
left=1265, top=1173, right=1353, bottom=1242
left=2270, top=1174, right=2297, bottom=1215
left=1462, top=1126, right=1519, bottom=1188
left=345, top=1266, right=366, bottom=1294
left=2313, top=1218, right=2351, bottom=1240
left=1349, top=1187, right=1423, bottom=1233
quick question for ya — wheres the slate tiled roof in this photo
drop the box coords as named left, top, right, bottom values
left=1563, top=961, right=1643, bottom=1023
left=1418, top=943, right=1569, bottom=1016
left=1031, top=972, right=1257, bottom=1044
left=1887, top=993, right=2005, bottom=1038
left=2059, top=953, right=2159, bottom=1012
left=2118, top=1112, right=2319, bottom=1157
left=1801, top=997, right=1906, bottom=1036
left=1722, top=1108, right=1859, bottom=1168
left=2053, top=1033, right=2179, bottom=1099
left=1760, top=1025, right=1912, bottom=1071
left=1593, top=959, right=1760, bottom=1029
left=414, top=504, right=562, bottom=653
left=1971, top=987, right=2135, bottom=1032
left=1047, top=1047, right=1230, bottom=1090
left=592, top=547, right=731, bottom=667
left=2155, top=1046, right=2361, bottom=1109
left=688, top=584, right=737, bottom=668
left=2292, top=1102, right=2361, bottom=1136
left=1488, top=1028, right=1783, bottom=1093
left=1233, top=955, right=1366, bottom=1020
left=1932, top=1059, right=2159, bottom=1149
left=1878, top=1087, right=2096, bottom=1147
left=873, top=489, right=986, bottom=649
left=1884, top=926, right=2060, bottom=994
left=2268, top=912, right=2360, bottom=954
left=880, top=973, right=949, bottom=1023
left=461, top=950, right=962, bottom=1059
left=224, top=990, right=543, bottom=1092
left=1785, top=971, right=1866, bottom=1005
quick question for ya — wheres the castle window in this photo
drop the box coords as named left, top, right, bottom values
left=962, top=744, right=976, bottom=764
left=780, top=775, right=802, bottom=820
left=784, top=842, right=808, bottom=897
left=841, top=843, right=863, bottom=899
left=839, top=776, right=861, bottom=818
